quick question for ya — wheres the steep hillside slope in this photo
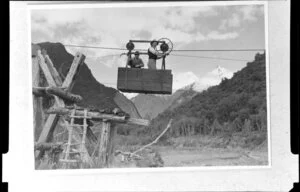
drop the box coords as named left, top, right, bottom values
left=37, top=42, right=141, bottom=118
left=131, top=94, right=169, bottom=120
left=114, top=92, right=141, bottom=118
left=145, top=52, right=267, bottom=137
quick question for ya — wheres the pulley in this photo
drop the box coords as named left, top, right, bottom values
left=156, top=38, right=173, bottom=54
left=126, top=42, right=135, bottom=51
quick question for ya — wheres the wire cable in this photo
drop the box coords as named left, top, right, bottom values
left=172, top=49, right=265, bottom=52
left=86, top=54, right=122, bottom=58
left=64, top=44, right=265, bottom=52
left=170, top=54, right=250, bottom=62
left=85, top=53, right=250, bottom=62
left=64, top=44, right=261, bottom=62
left=64, top=44, right=127, bottom=51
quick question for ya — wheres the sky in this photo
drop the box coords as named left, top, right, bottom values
left=31, top=3, right=265, bottom=98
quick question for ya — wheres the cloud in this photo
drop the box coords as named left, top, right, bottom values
left=31, top=5, right=244, bottom=69
left=31, top=14, right=127, bottom=67
left=173, top=71, right=200, bottom=90
left=151, top=26, right=238, bottom=45
left=101, top=56, right=127, bottom=68
left=31, top=30, right=52, bottom=43
left=239, top=5, right=264, bottom=22
left=198, top=66, right=233, bottom=87
left=152, top=27, right=196, bottom=43
left=162, top=6, right=218, bottom=33
left=174, top=67, right=234, bottom=92
left=131, top=30, right=152, bottom=40
left=219, top=13, right=241, bottom=30
left=219, top=5, right=264, bottom=30
left=206, top=30, right=239, bottom=40
left=31, top=5, right=238, bottom=46
left=228, top=13, right=241, bottom=27
left=31, top=17, right=103, bottom=47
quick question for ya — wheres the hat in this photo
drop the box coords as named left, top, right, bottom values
left=150, top=40, right=158, bottom=46
left=134, top=51, right=140, bottom=55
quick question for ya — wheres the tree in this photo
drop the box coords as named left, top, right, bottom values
left=243, top=119, right=251, bottom=133
left=233, top=117, right=243, bottom=132
left=210, top=119, right=221, bottom=135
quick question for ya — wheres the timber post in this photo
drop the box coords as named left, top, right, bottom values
left=32, top=44, right=45, bottom=141
left=98, top=120, right=111, bottom=167
left=107, top=124, right=117, bottom=167
left=97, top=120, right=117, bottom=168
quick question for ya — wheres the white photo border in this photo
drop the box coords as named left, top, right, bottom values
left=6, top=1, right=297, bottom=192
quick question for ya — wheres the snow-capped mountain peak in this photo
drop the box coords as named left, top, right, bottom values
left=177, top=65, right=234, bottom=92
left=211, top=65, right=232, bottom=79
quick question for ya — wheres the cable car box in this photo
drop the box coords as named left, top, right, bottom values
left=117, top=67, right=173, bottom=94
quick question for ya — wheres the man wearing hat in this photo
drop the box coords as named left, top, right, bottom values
left=127, top=51, right=144, bottom=68
left=147, top=40, right=166, bottom=69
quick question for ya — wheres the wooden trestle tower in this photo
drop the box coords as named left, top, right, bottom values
left=32, top=44, right=149, bottom=168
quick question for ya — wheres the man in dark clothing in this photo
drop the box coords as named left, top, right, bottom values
left=127, top=51, right=144, bottom=68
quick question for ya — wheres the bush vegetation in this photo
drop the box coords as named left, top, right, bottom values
left=140, top=53, right=267, bottom=142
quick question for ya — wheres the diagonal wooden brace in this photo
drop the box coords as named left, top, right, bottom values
left=37, top=52, right=86, bottom=145
left=62, top=52, right=86, bottom=91
left=44, top=54, right=63, bottom=86
left=37, top=50, right=64, bottom=107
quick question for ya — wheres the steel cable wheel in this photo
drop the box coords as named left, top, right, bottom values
left=156, top=38, right=173, bottom=55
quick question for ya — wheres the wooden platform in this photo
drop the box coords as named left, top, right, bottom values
left=117, top=68, right=173, bottom=94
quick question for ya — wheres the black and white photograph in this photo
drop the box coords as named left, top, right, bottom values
left=31, top=2, right=269, bottom=170
left=6, top=1, right=298, bottom=192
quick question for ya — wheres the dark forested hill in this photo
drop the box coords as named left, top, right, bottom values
left=36, top=42, right=141, bottom=118
left=144, top=52, right=267, bottom=137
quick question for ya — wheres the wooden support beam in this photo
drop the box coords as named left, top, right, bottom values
left=37, top=50, right=57, bottom=87
left=43, top=54, right=63, bottom=86
left=34, top=142, right=63, bottom=151
left=46, top=107, right=150, bottom=126
left=98, top=121, right=111, bottom=167
left=47, top=107, right=126, bottom=122
left=37, top=114, right=60, bottom=143
left=62, top=52, right=86, bottom=90
left=32, top=87, right=53, bottom=99
left=32, top=44, right=41, bottom=57
left=127, top=118, right=150, bottom=126
left=46, top=86, right=82, bottom=103
left=33, top=86, right=82, bottom=103
left=36, top=50, right=64, bottom=107
left=107, top=125, right=117, bottom=167
left=32, top=55, right=46, bottom=141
